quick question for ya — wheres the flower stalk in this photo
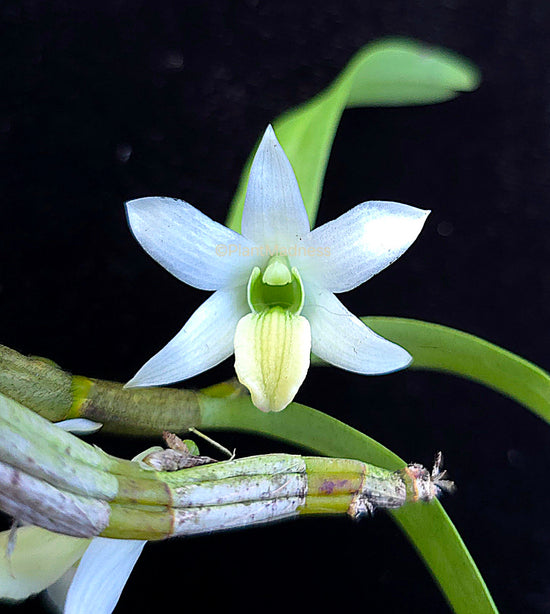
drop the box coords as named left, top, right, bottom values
left=0, top=392, right=452, bottom=542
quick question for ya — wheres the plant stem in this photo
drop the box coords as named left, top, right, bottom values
left=0, top=392, right=443, bottom=541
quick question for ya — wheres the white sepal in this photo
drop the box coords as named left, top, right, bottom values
left=241, top=126, right=310, bottom=246
left=303, top=284, right=411, bottom=374
left=126, top=285, right=249, bottom=387
left=64, top=537, right=146, bottom=614
left=126, top=197, right=260, bottom=290
left=300, top=201, right=429, bottom=292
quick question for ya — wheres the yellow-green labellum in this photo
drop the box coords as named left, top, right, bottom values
left=233, top=307, right=311, bottom=412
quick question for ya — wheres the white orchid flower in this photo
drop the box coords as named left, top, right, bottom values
left=125, top=126, right=429, bottom=412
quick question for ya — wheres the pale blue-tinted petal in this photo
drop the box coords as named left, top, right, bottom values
left=126, top=285, right=249, bottom=387
left=300, top=201, right=429, bottom=292
left=241, top=126, right=310, bottom=246
left=303, top=284, right=411, bottom=374
left=55, top=419, right=103, bottom=435
left=64, top=538, right=146, bottom=614
left=126, top=197, right=259, bottom=291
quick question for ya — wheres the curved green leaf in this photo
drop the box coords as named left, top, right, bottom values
left=362, top=317, right=550, bottom=425
left=200, top=397, right=498, bottom=614
left=226, top=37, right=480, bottom=231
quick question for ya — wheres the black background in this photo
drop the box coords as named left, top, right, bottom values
left=2, top=1, right=550, bottom=613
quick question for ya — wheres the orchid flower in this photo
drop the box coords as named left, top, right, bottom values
left=125, top=126, right=429, bottom=411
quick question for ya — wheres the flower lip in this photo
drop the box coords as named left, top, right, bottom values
left=234, top=306, right=311, bottom=412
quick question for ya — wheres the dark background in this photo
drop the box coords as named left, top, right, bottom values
left=1, top=1, right=550, bottom=613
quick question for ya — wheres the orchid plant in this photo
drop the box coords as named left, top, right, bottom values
left=125, top=126, right=428, bottom=411
left=6, top=38, right=548, bottom=614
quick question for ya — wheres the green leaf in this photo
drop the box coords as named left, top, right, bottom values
left=200, top=397, right=497, bottom=614
left=226, top=37, right=480, bottom=232
left=362, top=316, right=550, bottom=425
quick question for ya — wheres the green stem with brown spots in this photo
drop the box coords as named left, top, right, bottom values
left=0, top=391, right=441, bottom=541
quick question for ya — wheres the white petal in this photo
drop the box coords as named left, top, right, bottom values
left=55, top=419, right=103, bottom=435
left=126, top=286, right=249, bottom=387
left=64, top=537, right=146, bottom=614
left=300, top=201, right=429, bottom=292
left=126, top=197, right=260, bottom=291
left=303, top=284, right=411, bottom=374
left=241, top=126, right=310, bottom=246
left=0, top=526, right=89, bottom=601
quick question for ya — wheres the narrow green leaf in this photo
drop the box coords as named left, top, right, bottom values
left=362, top=317, right=550, bottom=426
left=226, top=37, right=480, bottom=232
left=200, top=397, right=498, bottom=614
